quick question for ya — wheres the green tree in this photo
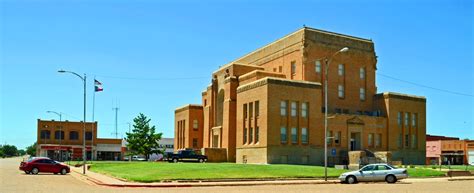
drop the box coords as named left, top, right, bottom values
left=125, top=113, right=163, bottom=160
left=26, top=142, right=37, bottom=156
left=18, top=149, right=26, bottom=155
left=2, top=144, right=18, bottom=157
left=0, top=146, right=4, bottom=158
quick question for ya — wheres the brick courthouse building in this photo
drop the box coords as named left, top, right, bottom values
left=175, top=27, right=426, bottom=165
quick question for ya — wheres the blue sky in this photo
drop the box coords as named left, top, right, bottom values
left=0, top=0, right=472, bottom=149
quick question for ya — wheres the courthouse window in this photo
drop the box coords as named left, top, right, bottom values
left=193, top=120, right=198, bottom=130
left=249, top=127, right=253, bottom=144
left=338, top=85, right=345, bottom=98
left=255, top=126, right=259, bottom=143
left=280, top=101, right=287, bottom=116
left=315, top=60, right=321, bottom=73
left=249, top=102, right=253, bottom=118
left=360, top=67, right=365, bottom=79
left=338, top=64, right=344, bottom=76
left=375, top=134, right=381, bottom=147
left=405, top=112, right=409, bottom=127
left=368, top=133, right=374, bottom=147
left=412, top=134, right=417, bottom=148
left=335, top=131, right=341, bottom=144
left=412, top=113, right=417, bottom=127
left=280, top=127, right=287, bottom=143
left=301, top=102, right=308, bottom=118
left=360, top=88, right=365, bottom=101
left=243, top=128, right=248, bottom=144
left=397, top=112, right=402, bottom=126
left=291, top=61, right=296, bottom=75
left=301, top=128, right=308, bottom=144
left=291, top=102, right=297, bottom=117
left=291, top=128, right=297, bottom=144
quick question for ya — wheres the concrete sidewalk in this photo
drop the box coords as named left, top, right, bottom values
left=69, top=166, right=474, bottom=188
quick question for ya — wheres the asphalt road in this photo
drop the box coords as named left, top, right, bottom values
left=1, top=157, right=473, bottom=193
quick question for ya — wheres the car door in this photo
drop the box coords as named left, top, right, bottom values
left=373, top=165, right=390, bottom=181
left=36, top=159, right=50, bottom=173
left=42, top=159, right=56, bottom=173
left=188, top=151, right=197, bottom=161
left=359, top=165, right=375, bottom=181
left=46, top=159, right=60, bottom=173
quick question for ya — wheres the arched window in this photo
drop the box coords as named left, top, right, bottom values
left=216, top=89, right=225, bottom=126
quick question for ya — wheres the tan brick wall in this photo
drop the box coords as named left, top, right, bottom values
left=37, top=119, right=98, bottom=146
left=174, top=105, right=204, bottom=151
left=174, top=27, right=427, bottom=165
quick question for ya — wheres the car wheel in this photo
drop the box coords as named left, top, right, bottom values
left=172, top=158, right=178, bottom=163
left=346, top=175, right=357, bottom=184
left=60, top=168, right=67, bottom=175
left=198, top=158, right=204, bottom=163
left=31, top=167, right=39, bottom=175
left=24, top=171, right=30, bottom=174
left=386, top=175, right=397, bottom=183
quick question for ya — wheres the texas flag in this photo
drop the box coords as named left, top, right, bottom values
left=94, top=79, right=103, bottom=92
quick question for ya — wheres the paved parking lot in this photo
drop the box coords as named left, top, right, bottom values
left=1, top=157, right=473, bottom=193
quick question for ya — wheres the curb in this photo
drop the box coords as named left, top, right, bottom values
left=71, top=169, right=339, bottom=188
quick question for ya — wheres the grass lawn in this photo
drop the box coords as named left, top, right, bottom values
left=421, top=165, right=474, bottom=171
left=89, top=162, right=348, bottom=182
left=406, top=168, right=446, bottom=178
left=88, top=162, right=454, bottom=182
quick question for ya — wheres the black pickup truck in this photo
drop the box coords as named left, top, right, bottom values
left=167, top=150, right=208, bottom=163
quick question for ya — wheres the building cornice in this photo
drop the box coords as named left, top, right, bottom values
left=375, top=92, right=426, bottom=102
left=237, top=77, right=321, bottom=93
left=175, top=104, right=203, bottom=113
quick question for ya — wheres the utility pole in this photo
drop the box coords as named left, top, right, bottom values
left=112, top=106, right=119, bottom=139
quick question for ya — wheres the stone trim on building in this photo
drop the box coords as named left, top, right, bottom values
left=374, top=92, right=426, bottom=102
left=238, top=70, right=286, bottom=83
left=237, top=77, right=321, bottom=94
left=175, top=104, right=204, bottom=113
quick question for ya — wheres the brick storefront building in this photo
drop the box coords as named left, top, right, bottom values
left=175, top=27, right=426, bottom=165
left=37, top=119, right=124, bottom=161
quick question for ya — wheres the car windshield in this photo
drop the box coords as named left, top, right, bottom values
left=27, top=157, right=38, bottom=162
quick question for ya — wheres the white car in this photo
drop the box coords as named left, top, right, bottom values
left=124, top=155, right=147, bottom=161
left=339, top=163, right=408, bottom=184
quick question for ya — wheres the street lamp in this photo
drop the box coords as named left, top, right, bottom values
left=46, top=111, right=62, bottom=161
left=58, top=69, right=87, bottom=175
left=323, top=47, right=349, bottom=181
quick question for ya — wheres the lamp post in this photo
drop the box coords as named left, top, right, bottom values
left=46, top=111, right=62, bottom=161
left=58, top=69, right=87, bottom=174
left=324, top=47, right=349, bottom=181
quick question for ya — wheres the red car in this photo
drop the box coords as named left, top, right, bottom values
left=19, top=157, right=70, bottom=175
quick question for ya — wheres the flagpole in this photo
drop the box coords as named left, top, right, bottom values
left=92, top=76, right=96, bottom=161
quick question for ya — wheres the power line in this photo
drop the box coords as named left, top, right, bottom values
left=94, top=74, right=208, bottom=81
left=377, top=72, right=474, bottom=97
